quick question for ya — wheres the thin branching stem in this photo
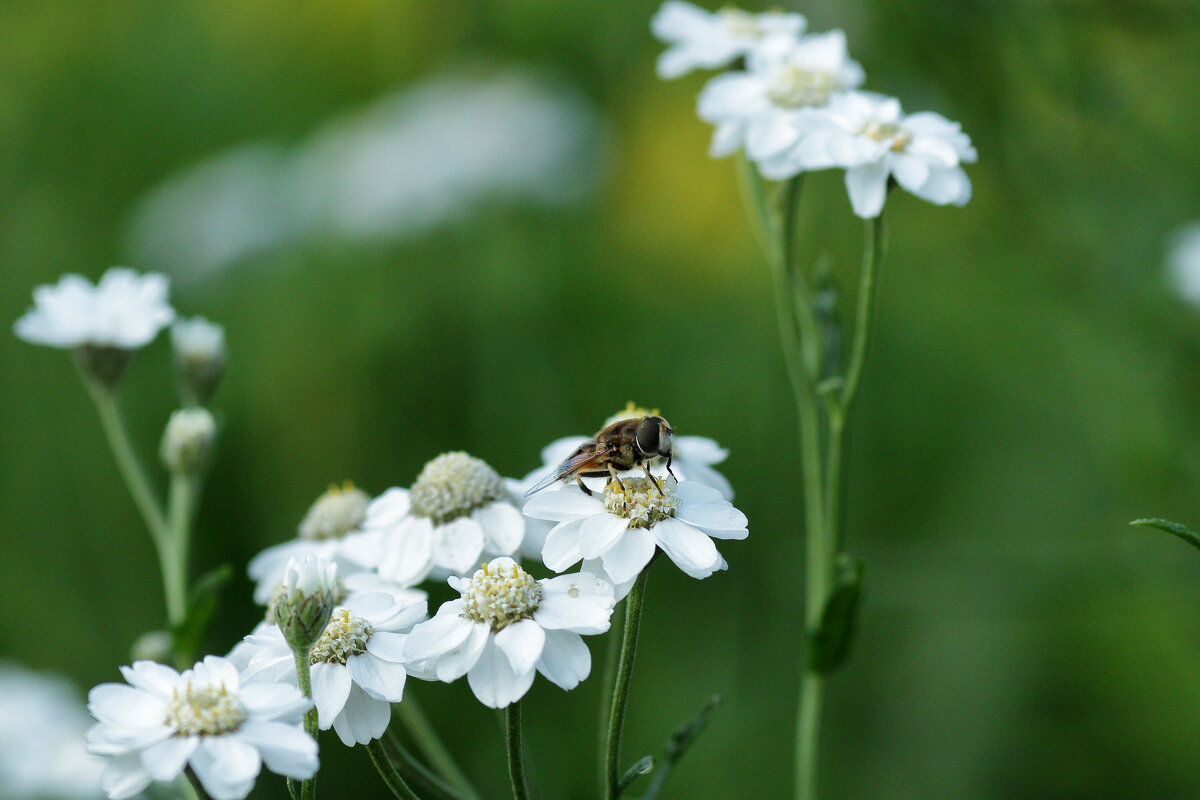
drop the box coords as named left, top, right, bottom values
left=367, top=739, right=423, bottom=800
left=506, top=701, right=533, bottom=800
left=395, top=696, right=482, bottom=800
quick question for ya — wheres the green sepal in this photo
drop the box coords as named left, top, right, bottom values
left=1131, top=518, right=1200, bottom=553
left=636, top=695, right=721, bottom=800
left=808, top=555, right=865, bottom=675
left=172, top=563, right=233, bottom=666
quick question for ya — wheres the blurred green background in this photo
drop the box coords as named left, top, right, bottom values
left=4, top=0, right=1200, bottom=797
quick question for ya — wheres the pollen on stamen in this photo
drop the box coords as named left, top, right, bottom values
left=767, top=64, right=837, bottom=109
left=164, top=681, right=247, bottom=737
left=310, top=607, right=374, bottom=665
left=603, top=476, right=679, bottom=529
left=460, top=562, right=542, bottom=632
left=409, top=452, right=507, bottom=526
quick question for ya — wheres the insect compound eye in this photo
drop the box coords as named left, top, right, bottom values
left=635, top=416, right=661, bottom=456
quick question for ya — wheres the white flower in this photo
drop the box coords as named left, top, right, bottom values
left=786, top=91, right=977, bottom=218
left=404, top=558, right=615, bottom=709
left=160, top=407, right=217, bottom=473
left=0, top=661, right=105, bottom=800
left=238, top=590, right=426, bottom=746
left=698, top=31, right=864, bottom=163
left=14, top=267, right=174, bottom=350
left=365, top=452, right=527, bottom=586
left=86, top=656, right=317, bottom=800
left=651, top=1, right=806, bottom=80
left=248, top=483, right=376, bottom=605
left=171, top=316, right=225, bottom=364
left=1167, top=223, right=1200, bottom=304
left=524, top=477, right=747, bottom=598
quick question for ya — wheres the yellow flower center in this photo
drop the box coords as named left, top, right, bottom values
left=767, top=64, right=837, bottom=109
left=310, top=607, right=374, bottom=664
left=461, top=562, right=542, bottom=632
left=164, top=682, right=246, bottom=736
left=409, top=452, right=506, bottom=526
left=603, top=477, right=678, bottom=529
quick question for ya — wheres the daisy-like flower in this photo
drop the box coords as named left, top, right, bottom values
left=237, top=590, right=425, bottom=746
left=365, top=452, right=527, bottom=586
left=404, top=557, right=615, bottom=709
left=86, top=656, right=317, bottom=800
left=651, top=1, right=806, bottom=80
left=248, top=482, right=375, bottom=605
left=14, top=267, right=174, bottom=351
left=524, top=476, right=747, bottom=598
left=698, top=31, right=864, bottom=166
left=789, top=91, right=977, bottom=218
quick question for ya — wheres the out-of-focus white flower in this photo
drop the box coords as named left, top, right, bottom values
left=364, top=453, right=527, bottom=587
left=404, top=558, right=614, bottom=708
left=785, top=91, right=977, bottom=218
left=0, top=661, right=105, bottom=800
left=171, top=316, right=226, bottom=404
left=237, top=590, right=426, bottom=746
left=524, top=476, right=747, bottom=598
left=13, top=268, right=174, bottom=350
left=698, top=31, right=864, bottom=164
left=160, top=407, right=217, bottom=474
left=651, top=1, right=806, bottom=79
left=128, top=69, right=601, bottom=279
left=1167, top=224, right=1200, bottom=304
left=248, top=483, right=376, bottom=605
left=86, top=656, right=317, bottom=800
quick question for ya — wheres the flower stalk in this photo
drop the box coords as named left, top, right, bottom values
left=291, top=648, right=319, bottom=800
left=506, top=700, right=532, bottom=800
left=394, top=698, right=482, bottom=800
left=604, top=564, right=653, bottom=800
left=366, top=739, right=423, bottom=800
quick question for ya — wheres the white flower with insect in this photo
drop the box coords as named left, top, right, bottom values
left=786, top=91, right=977, bottom=218
left=86, top=656, right=317, bottom=800
left=404, top=557, right=615, bottom=709
left=248, top=482, right=378, bottom=605
left=698, top=31, right=864, bottom=165
left=524, top=476, right=747, bottom=598
left=237, top=587, right=426, bottom=746
left=363, top=452, right=527, bottom=586
left=652, top=1, right=806, bottom=80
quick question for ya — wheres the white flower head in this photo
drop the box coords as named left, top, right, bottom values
left=1167, top=223, right=1200, bottom=305
left=171, top=316, right=226, bottom=404
left=365, top=452, right=527, bottom=586
left=404, top=557, right=615, bottom=708
left=248, top=482, right=375, bottom=605
left=698, top=30, right=864, bottom=164
left=524, top=476, right=747, bottom=598
left=238, top=590, right=426, bottom=746
left=652, top=1, right=806, bottom=79
left=14, top=267, right=175, bottom=351
left=86, top=656, right=317, bottom=800
left=786, top=91, right=978, bottom=218
left=160, top=407, right=217, bottom=474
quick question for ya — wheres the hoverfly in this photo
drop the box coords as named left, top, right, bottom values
left=525, top=415, right=675, bottom=497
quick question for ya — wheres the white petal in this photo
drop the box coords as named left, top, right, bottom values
left=404, top=600, right=474, bottom=661
left=89, top=684, right=164, bottom=728
left=331, top=684, right=391, bottom=746
left=698, top=73, right=769, bottom=121
left=845, top=159, right=890, bottom=219
left=522, top=487, right=604, bottom=522
left=119, top=661, right=181, bottom=699
left=378, top=516, right=434, bottom=585
left=535, top=573, right=616, bottom=634
left=673, top=480, right=725, bottom=506
left=536, top=630, right=591, bottom=691
left=432, top=517, right=485, bottom=573
left=100, top=753, right=153, bottom=800
left=191, top=736, right=261, bottom=800
left=364, top=487, right=411, bottom=528
left=433, top=621, right=490, bottom=683
left=582, top=558, right=637, bottom=601
left=365, top=630, right=409, bottom=663
left=542, top=518, right=586, bottom=572
left=234, top=720, right=318, bottom=779
left=347, top=653, right=407, bottom=702
left=709, top=120, right=745, bottom=158
left=674, top=499, right=748, bottom=539
left=578, top=514, right=630, bottom=560
left=239, top=682, right=311, bottom=723
left=467, top=639, right=536, bottom=709
left=599, top=527, right=657, bottom=585
left=140, top=736, right=197, bottom=781
left=890, top=152, right=930, bottom=194
left=653, top=518, right=724, bottom=578
left=493, top=619, right=546, bottom=675
left=473, top=502, right=525, bottom=554
left=310, top=662, right=352, bottom=729
left=87, top=721, right=173, bottom=756
left=914, top=164, right=971, bottom=206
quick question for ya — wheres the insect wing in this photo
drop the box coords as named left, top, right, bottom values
left=523, top=446, right=609, bottom=497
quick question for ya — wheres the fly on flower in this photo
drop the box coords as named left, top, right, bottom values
left=525, top=414, right=675, bottom=497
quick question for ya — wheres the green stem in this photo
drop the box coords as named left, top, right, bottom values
left=395, top=696, right=482, bottom=800
left=385, top=728, right=464, bottom=800
left=597, top=601, right=625, bottom=793
left=367, top=739, right=423, bottom=800
left=506, top=701, right=532, bottom=800
left=291, top=648, right=318, bottom=800
left=177, top=772, right=205, bottom=800
left=165, top=472, right=198, bottom=644
left=795, top=673, right=824, bottom=800
left=840, top=215, right=885, bottom=414
left=604, top=566, right=652, bottom=800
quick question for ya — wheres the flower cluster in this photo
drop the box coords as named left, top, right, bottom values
left=654, top=0, right=977, bottom=218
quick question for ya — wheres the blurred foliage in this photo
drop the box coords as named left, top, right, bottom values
left=3, top=0, right=1200, bottom=798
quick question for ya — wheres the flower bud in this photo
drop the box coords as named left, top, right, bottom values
left=160, top=407, right=216, bottom=474
left=171, top=317, right=226, bottom=406
left=130, top=630, right=174, bottom=663
left=271, top=554, right=338, bottom=654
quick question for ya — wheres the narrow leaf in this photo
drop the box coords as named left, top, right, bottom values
left=617, top=757, right=655, bottom=793
left=808, top=556, right=865, bottom=675
left=172, top=564, right=234, bottom=664
left=1131, top=518, right=1200, bottom=553
left=638, top=695, right=721, bottom=800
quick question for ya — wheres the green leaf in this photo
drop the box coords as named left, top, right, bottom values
left=172, top=564, right=234, bottom=665
left=808, top=555, right=865, bottom=675
left=637, top=695, right=721, bottom=800
left=617, top=757, right=655, bottom=793
left=1131, top=518, right=1200, bottom=552
left=813, top=258, right=844, bottom=383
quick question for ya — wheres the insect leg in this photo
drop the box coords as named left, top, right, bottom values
left=576, top=475, right=593, bottom=497
left=665, top=453, right=677, bottom=482
left=643, top=463, right=665, bottom=495
left=607, top=464, right=626, bottom=490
